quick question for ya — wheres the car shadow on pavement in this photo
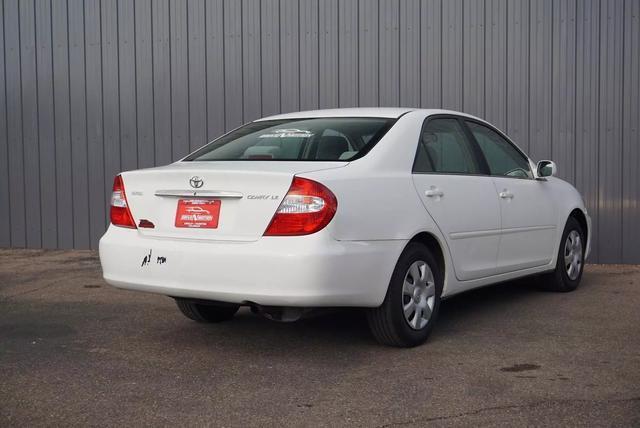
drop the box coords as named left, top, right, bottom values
left=166, top=275, right=554, bottom=350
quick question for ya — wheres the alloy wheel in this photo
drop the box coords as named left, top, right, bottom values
left=402, top=261, right=436, bottom=330
left=564, top=230, right=583, bottom=280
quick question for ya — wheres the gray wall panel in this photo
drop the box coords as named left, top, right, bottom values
left=68, top=0, right=90, bottom=248
left=152, top=0, right=172, bottom=165
left=358, top=0, right=378, bottom=107
left=280, top=0, right=299, bottom=113
left=442, top=0, right=463, bottom=110
left=575, top=0, right=601, bottom=261
left=551, top=0, right=576, bottom=183
left=0, top=0, right=9, bottom=247
left=506, top=0, right=530, bottom=152
left=188, top=0, right=207, bottom=149
left=318, top=0, right=338, bottom=108
left=300, top=0, right=319, bottom=110
left=528, top=0, right=552, bottom=162
left=35, top=0, right=57, bottom=249
left=52, top=0, right=74, bottom=249
left=19, top=0, right=41, bottom=248
left=623, top=0, right=640, bottom=263
left=484, top=0, right=507, bottom=130
left=260, top=0, right=280, bottom=116
left=1, top=0, right=638, bottom=262
left=136, top=0, right=156, bottom=166
left=100, top=0, right=120, bottom=226
left=462, top=0, right=485, bottom=117
left=170, top=0, right=189, bottom=156
left=400, top=0, right=420, bottom=107
left=5, top=0, right=26, bottom=247
left=379, top=0, right=399, bottom=106
left=222, top=0, right=242, bottom=128
left=242, top=0, right=262, bottom=119
left=117, top=0, right=138, bottom=171
left=420, top=0, right=442, bottom=108
left=338, top=0, right=358, bottom=107
left=85, top=0, right=106, bottom=249
left=597, top=0, right=624, bottom=264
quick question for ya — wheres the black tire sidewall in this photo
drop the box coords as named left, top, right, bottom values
left=554, top=217, right=585, bottom=291
left=385, top=243, right=443, bottom=345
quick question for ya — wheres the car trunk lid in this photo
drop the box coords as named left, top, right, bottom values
left=120, top=161, right=345, bottom=242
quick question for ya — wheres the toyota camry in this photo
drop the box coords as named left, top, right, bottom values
left=99, top=108, right=591, bottom=347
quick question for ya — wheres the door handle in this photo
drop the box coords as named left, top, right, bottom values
left=425, top=188, right=444, bottom=197
left=499, top=190, right=514, bottom=199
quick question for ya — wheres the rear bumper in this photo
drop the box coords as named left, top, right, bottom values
left=99, top=226, right=404, bottom=307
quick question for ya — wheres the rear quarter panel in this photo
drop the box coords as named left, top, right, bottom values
left=301, top=111, right=457, bottom=295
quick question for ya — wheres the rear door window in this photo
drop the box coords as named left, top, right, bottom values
left=413, top=118, right=481, bottom=174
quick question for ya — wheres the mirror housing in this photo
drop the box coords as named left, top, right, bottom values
left=537, top=160, right=557, bottom=178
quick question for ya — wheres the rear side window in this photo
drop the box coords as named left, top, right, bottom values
left=413, top=118, right=481, bottom=174
left=466, top=121, right=533, bottom=179
left=184, top=118, right=395, bottom=161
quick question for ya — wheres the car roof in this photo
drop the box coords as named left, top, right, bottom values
left=256, top=108, right=413, bottom=121
left=256, top=107, right=484, bottom=122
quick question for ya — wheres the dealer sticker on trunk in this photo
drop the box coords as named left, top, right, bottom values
left=175, top=199, right=221, bottom=229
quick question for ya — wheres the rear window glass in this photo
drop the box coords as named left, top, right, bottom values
left=184, top=118, right=395, bottom=161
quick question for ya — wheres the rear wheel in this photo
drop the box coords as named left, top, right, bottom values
left=540, top=216, right=585, bottom=292
left=175, top=298, right=240, bottom=322
left=367, top=243, right=443, bottom=347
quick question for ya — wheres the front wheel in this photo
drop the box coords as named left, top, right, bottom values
left=175, top=298, right=240, bottom=322
left=367, top=243, right=443, bottom=347
left=540, top=216, right=585, bottom=292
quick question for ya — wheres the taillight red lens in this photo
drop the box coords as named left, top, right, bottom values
left=264, top=177, right=337, bottom=236
left=110, top=175, right=137, bottom=228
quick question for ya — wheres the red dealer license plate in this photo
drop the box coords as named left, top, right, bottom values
left=175, top=199, right=221, bottom=229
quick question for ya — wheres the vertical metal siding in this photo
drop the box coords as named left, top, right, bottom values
left=420, top=0, right=442, bottom=108
left=622, top=0, right=640, bottom=263
left=551, top=0, right=576, bottom=183
left=0, top=1, right=9, bottom=247
left=379, top=0, right=399, bottom=106
left=399, top=0, right=420, bottom=108
left=85, top=0, right=106, bottom=249
left=37, top=0, right=57, bottom=248
left=338, top=0, right=358, bottom=107
left=0, top=0, right=638, bottom=263
left=483, top=0, right=507, bottom=130
left=358, top=0, right=378, bottom=107
left=299, top=0, right=319, bottom=110
left=462, top=0, right=485, bottom=117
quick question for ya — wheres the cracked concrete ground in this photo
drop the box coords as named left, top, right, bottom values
left=1, top=249, right=639, bottom=427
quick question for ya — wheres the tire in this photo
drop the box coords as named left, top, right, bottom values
left=540, top=216, right=585, bottom=292
left=367, top=243, right=443, bottom=347
left=175, top=298, right=240, bottom=322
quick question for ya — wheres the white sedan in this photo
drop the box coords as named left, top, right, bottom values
left=99, top=108, right=591, bottom=347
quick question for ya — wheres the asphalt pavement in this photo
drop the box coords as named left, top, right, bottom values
left=1, top=249, right=639, bottom=427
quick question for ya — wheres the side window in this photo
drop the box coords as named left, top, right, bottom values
left=413, top=118, right=481, bottom=174
left=466, top=121, right=532, bottom=179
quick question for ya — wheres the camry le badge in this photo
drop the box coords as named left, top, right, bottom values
left=189, top=176, right=204, bottom=189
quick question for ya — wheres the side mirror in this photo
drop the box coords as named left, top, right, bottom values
left=537, top=160, right=557, bottom=178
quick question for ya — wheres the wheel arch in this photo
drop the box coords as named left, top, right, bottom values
left=569, top=208, right=588, bottom=244
left=407, top=231, right=446, bottom=287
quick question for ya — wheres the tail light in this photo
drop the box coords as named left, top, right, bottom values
left=264, top=177, right=337, bottom=236
left=110, top=175, right=136, bottom=228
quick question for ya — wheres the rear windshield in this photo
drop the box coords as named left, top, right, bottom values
left=184, top=117, right=396, bottom=162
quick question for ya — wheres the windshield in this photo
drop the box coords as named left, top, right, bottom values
left=184, top=117, right=396, bottom=161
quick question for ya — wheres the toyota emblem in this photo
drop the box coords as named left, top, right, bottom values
left=189, top=176, right=204, bottom=189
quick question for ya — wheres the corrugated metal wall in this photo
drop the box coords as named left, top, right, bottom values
left=1, top=0, right=639, bottom=263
